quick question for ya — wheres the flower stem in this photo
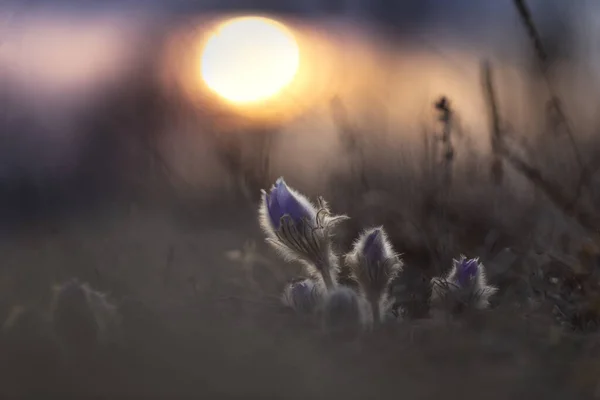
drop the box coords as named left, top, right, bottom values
left=318, top=251, right=337, bottom=291
left=321, top=270, right=335, bottom=291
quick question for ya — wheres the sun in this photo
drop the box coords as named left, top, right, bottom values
left=200, top=16, right=300, bottom=105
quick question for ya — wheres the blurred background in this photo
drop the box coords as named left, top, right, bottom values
left=2, top=0, right=600, bottom=398
left=0, top=0, right=596, bottom=217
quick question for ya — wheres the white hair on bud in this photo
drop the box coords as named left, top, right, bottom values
left=281, top=277, right=324, bottom=314
left=258, top=177, right=318, bottom=239
left=257, top=177, right=349, bottom=290
left=430, top=256, right=498, bottom=312
left=344, top=226, right=402, bottom=323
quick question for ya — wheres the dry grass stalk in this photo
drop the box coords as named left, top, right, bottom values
left=480, top=61, right=600, bottom=233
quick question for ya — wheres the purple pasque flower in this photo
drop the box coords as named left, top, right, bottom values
left=430, top=255, right=498, bottom=312
left=264, top=178, right=314, bottom=230
left=259, top=178, right=349, bottom=290
left=446, top=256, right=483, bottom=290
left=456, top=257, right=479, bottom=287
left=282, top=277, right=322, bottom=314
left=344, top=227, right=402, bottom=323
left=363, top=229, right=385, bottom=265
left=322, top=286, right=371, bottom=337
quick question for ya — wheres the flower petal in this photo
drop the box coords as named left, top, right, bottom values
left=266, top=189, right=283, bottom=230
left=456, top=257, right=479, bottom=287
left=363, top=229, right=383, bottom=264
left=258, top=179, right=347, bottom=283
left=282, top=278, right=322, bottom=313
left=274, top=178, right=312, bottom=226
left=346, top=227, right=401, bottom=301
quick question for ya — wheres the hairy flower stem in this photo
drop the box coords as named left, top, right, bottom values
left=316, top=254, right=337, bottom=291
left=321, top=269, right=336, bottom=291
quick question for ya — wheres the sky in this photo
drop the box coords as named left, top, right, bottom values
left=0, top=0, right=596, bottom=217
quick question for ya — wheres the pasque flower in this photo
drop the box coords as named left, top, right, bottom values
left=281, top=277, right=323, bottom=314
left=259, top=178, right=348, bottom=289
left=430, top=255, right=498, bottom=312
left=322, top=286, right=371, bottom=338
left=344, top=227, right=402, bottom=323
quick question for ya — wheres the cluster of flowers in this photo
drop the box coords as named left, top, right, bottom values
left=259, top=178, right=498, bottom=334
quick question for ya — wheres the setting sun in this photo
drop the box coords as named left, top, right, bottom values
left=200, top=16, right=300, bottom=105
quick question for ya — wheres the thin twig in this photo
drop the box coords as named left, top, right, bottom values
left=435, top=96, right=454, bottom=188
left=481, top=61, right=504, bottom=185
left=513, top=0, right=585, bottom=172
left=480, top=59, right=599, bottom=233
left=330, top=96, right=370, bottom=192
left=500, top=145, right=599, bottom=232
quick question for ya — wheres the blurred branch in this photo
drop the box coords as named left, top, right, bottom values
left=512, top=0, right=549, bottom=66
left=513, top=0, right=585, bottom=172
left=481, top=61, right=600, bottom=233
left=481, top=61, right=504, bottom=186
left=421, top=125, right=433, bottom=180
left=212, top=127, right=275, bottom=203
left=434, top=97, right=454, bottom=188
left=514, top=0, right=600, bottom=215
left=330, top=96, right=370, bottom=191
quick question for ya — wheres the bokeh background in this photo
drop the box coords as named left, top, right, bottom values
left=2, top=0, right=600, bottom=398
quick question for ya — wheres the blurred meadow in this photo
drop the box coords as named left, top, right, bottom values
left=2, top=0, right=600, bottom=398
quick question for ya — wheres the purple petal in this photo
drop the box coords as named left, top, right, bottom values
left=363, top=229, right=384, bottom=264
left=457, top=258, right=479, bottom=286
left=267, top=178, right=312, bottom=229
left=288, top=279, right=318, bottom=313
left=266, top=191, right=283, bottom=229
left=292, top=280, right=310, bottom=295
